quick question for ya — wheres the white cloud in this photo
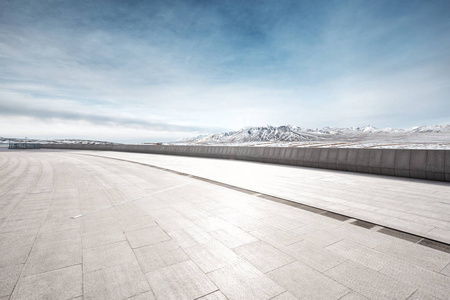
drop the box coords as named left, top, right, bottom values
left=1, top=1, right=449, bottom=141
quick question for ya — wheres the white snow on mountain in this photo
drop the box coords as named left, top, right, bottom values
left=0, top=137, right=118, bottom=145
left=2, top=124, right=449, bottom=149
left=172, top=124, right=450, bottom=149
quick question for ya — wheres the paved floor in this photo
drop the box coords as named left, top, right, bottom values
left=1, top=149, right=450, bottom=300
left=79, top=150, right=450, bottom=244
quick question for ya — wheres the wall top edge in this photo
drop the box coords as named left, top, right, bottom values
left=41, top=144, right=448, bottom=152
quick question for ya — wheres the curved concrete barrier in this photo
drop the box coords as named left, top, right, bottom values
left=356, top=149, right=371, bottom=173
left=381, top=149, right=396, bottom=176
left=426, top=150, right=445, bottom=181
left=40, top=144, right=450, bottom=182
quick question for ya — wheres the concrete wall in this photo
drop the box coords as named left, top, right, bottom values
left=40, top=144, right=450, bottom=182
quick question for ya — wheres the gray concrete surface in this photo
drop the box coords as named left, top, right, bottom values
left=77, top=150, right=450, bottom=244
left=1, top=149, right=450, bottom=300
left=40, top=144, right=450, bottom=182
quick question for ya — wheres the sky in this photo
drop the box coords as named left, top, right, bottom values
left=1, top=0, right=449, bottom=143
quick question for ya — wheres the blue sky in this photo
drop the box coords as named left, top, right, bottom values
left=1, top=0, right=449, bottom=142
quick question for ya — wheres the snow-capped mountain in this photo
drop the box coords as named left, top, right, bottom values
left=188, top=125, right=319, bottom=143
left=175, top=124, right=450, bottom=145
left=0, top=137, right=118, bottom=145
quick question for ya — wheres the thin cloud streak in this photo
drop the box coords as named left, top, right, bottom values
left=0, top=101, right=226, bottom=134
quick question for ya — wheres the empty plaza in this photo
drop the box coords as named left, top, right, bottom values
left=1, top=148, right=449, bottom=300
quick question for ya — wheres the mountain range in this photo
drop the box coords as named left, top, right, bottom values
left=2, top=124, right=449, bottom=149
left=175, top=124, right=450, bottom=145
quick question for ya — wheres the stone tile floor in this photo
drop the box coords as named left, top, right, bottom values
left=0, top=149, right=449, bottom=299
left=81, top=150, right=450, bottom=244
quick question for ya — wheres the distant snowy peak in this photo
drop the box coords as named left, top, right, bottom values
left=188, top=125, right=318, bottom=144
left=408, top=124, right=450, bottom=133
left=360, top=125, right=377, bottom=132
left=177, top=124, right=450, bottom=144
left=177, top=134, right=208, bottom=142
left=0, top=137, right=118, bottom=145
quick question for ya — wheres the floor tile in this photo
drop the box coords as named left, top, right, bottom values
left=250, top=225, right=303, bottom=248
left=260, top=215, right=304, bottom=231
left=440, top=263, right=450, bottom=276
left=34, top=228, right=81, bottom=250
left=209, top=226, right=259, bottom=248
left=406, top=290, right=440, bottom=300
left=208, top=261, right=285, bottom=300
left=379, top=258, right=450, bottom=300
left=299, top=229, right=345, bottom=247
left=82, top=228, right=126, bottom=249
left=168, top=226, right=214, bottom=248
left=23, top=243, right=82, bottom=277
left=84, top=261, right=150, bottom=300
left=268, top=261, right=348, bottom=300
left=374, top=240, right=450, bottom=272
left=154, top=216, right=197, bottom=232
left=325, top=260, right=416, bottom=300
left=126, top=226, right=171, bottom=248
left=134, top=240, right=189, bottom=273
left=193, top=216, right=232, bottom=232
left=119, top=215, right=157, bottom=232
left=83, top=240, right=136, bottom=273
left=222, top=215, right=266, bottom=232
left=326, top=239, right=397, bottom=271
left=146, top=260, right=217, bottom=300
left=11, top=265, right=82, bottom=300
left=282, top=240, right=347, bottom=272
left=184, top=241, right=242, bottom=273
left=0, top=264, right=23, bottom=297
left=234, top=241, right=295, bottom=273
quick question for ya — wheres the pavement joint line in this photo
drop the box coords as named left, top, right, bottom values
left=71, top=182, right=192, bottom=219
left=76, top=152, right=450, bottom=252
left=193, top=289, right=220, bottom=300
